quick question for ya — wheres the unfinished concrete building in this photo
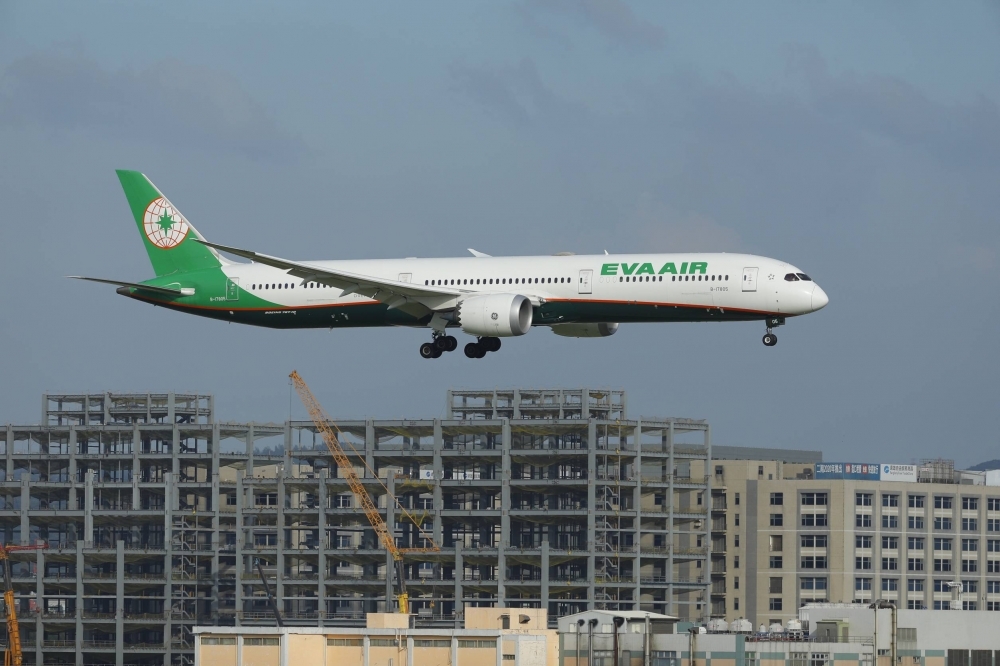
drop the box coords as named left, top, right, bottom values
left=0, top=388, right=711, bottom=666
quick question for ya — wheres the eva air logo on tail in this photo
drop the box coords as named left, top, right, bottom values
left=142, top=197, right=189, bottom=249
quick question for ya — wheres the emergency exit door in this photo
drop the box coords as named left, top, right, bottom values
left=742, top=267, right=758, bottom=292
left=578, top=269, right=593, bottom=294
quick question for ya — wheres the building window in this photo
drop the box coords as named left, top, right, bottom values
left=770, top=535, right=783, bottom=551
left=933, top=559, right=952, bottom=572
left=770, top=577, right=783, bottom=593
left=986, top=561, right=999, bottom=573
left=962, top=580, right=978, bottom=593
left=962, top=539, right=979, bottom=552
left=802, top=514, right=828, bottom=527
left=987, top=498, right=1000, bottom=511
left=909, top=495, right=925, bottom=508
left=770, top=493, right=784, bottom=506
left=856, top=535, right=873, bottom=548
left=907, top=558, right=925, bottom=572
left=857, top=493, right=873, bottom=507
left=988, top=539, right=1000, bottom=552
left=735, top=514, right=740, bottom=526
left=934, top=517, right=953, bottom=531
left=856, top=557, right=872, bottom=570
left=801, top=492, right=827, bottom=506
left=801, top=556, right=828, bottom=569
left=989, top=519, right=1000, bottom=532
left=734, top=599, right=739, bottom=610
left=908, top=537, right=925, bottom=550
left=328, top=639, right=364, bottom=646
left=962, top=518, right=979, bottom=531
left=963, top=601, right=978, bottom=610
left=962, top=559, right=978, bottom=573
left=934, top=538, right=952, bottom=551
left=934, top=496, right=953, bottom=509
left=857, top=514, right=872, bottom=528
left=907, top=601, right=924, bottom=610
left=963, top=497, right=979, bottom=511
left=909, top=516, right=925, bottom=530
left=244, top=638, right=280, bottom=646
left=801, top=535, right=829, bottom=548
left=908, top=578, right=924, bottom=591
left=734, top=576, right=739, bottom=589
left=883, top=494, right=899, bottom=507
left=881, top=578, right=898, bottom=591
left=734, top=555, right=740, bottom=569
left=881, top=557, right=899, bottom=571
left=735, top=492, right=740, bottom=506
left=882, top=536, right=899, bottom=549
left=855, top=577, right=872, bottom=591
left=987, top=581, right=1000, bottom=594
left=882, top=515, right=899, bottom=529
left=769, top=597, right=783, bottom=611
left=933, top=580, right=951, bottom=592
left=769, top=556, right=783, bottom=569
left=770, top=513, right=784, bottom=527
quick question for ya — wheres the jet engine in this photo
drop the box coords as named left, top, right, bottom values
left=457, top=294, right=533, bottom=337
left=550, top=323, right=619, bottom=338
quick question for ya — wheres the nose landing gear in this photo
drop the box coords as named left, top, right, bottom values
left=762, top=316, right=784, bottom=347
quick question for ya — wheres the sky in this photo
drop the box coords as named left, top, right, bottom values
left=1, top=1, right=998, bottom=466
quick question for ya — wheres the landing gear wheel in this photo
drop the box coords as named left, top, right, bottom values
left=762, top=333, right=777, bottom=347
left=444, top=335, right=458, bottom=352
left=464, top=342, right=486, bottom=359
left=481, top=337, right=501, bottom=353
left=420, top=342, right=439, bottom=359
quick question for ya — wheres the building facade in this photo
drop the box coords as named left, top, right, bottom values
left=746, top=478, right=1000, bottom=626
left=0, top=388, right=713, bottom=666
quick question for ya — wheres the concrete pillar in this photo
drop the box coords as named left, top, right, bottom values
left=586, top=420, right=597, bottom=609
left=541, top=538, right=550, bottom=615
left=115, top=540, right=124, bottom=666
left=235, top=471, right=245, bottom=625
left=498, top=419, right=511, bottom=606
left=35, top=547, right=44, bottom=666
left=75, top=540, right=84, bottom=665
left=20, top=476, right=29, bottom=544
left=276, top=471, right=285, bottom=614
left=454, top=543, right=464, bottom=622
left=703, top=424, right=712, bottom=623
left=318, top=468, right=328, bottom=625
left=667, top=421, right=675, bottom=616
left=432, top=420, right=444, bottom=546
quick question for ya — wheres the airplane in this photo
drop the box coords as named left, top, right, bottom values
left=71, top=171, right=829, bottom=359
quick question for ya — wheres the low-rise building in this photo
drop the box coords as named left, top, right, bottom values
left=194, top=608, right=558, bottom=666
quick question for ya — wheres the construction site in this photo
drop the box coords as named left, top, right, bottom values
left=0, top=385, right=713, bottom=666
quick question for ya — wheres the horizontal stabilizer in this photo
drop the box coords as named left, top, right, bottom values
left=468, top=248, right=491, bottom=258
left=67, top=276, right=190, bottom=296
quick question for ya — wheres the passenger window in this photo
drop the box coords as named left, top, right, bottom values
left=796, top=273, right=812, bottom=281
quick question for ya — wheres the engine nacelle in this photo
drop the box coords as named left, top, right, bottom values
left=550, top=323, right=619, bottom=338
left=457, top=294, right=533, bottom=337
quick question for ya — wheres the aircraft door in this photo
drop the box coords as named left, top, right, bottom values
left=742, top=267, right=758, bottom=292
left=226, top=277, right=239, bottom=300
left=578, top=269, right=593, bottom=294
left=397, top=273, right=412, bottom=283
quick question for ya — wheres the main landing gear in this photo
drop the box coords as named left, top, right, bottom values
left=419, top=333, right=458, bottom=359
left=762, top=317, right=784, bottom=347
left=464, top=337, right=501, bottom=359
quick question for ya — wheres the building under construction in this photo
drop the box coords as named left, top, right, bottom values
left=0, top=388, right=712, bottom=666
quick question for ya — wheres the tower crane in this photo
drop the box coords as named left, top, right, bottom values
left=1, top=544, right=48, bottom=666
left=289, top=371, right=440, bottom=614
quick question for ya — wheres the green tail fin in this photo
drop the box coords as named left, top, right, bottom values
left=116, top=170, right=222, bottom=277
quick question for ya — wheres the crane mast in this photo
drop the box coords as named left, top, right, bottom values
left=1, top=544, right=48, bottom=666
left=289, top=371, right=438, bottom=615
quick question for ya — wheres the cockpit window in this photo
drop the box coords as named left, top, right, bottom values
left=784, top=273, right=799, bottom=281
left=796, top=273, right=812, bottom=281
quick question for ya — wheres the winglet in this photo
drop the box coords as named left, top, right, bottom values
left=468, top=249, right=491, bottom=258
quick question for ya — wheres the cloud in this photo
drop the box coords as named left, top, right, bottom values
left=517, top=0, right=665, bottom=50
left=635, top=200, right=744, bottom=253
left=0, top=50, right=304, bottom=161
left=450, top=57, right=584, bottom=127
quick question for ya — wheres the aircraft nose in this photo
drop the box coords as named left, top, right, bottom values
left=812, top=285, right=829, bottom=311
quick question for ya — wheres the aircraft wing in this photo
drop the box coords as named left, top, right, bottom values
left=196, top=240, right=462, bottom=312
left=68, top=276, right=191, bottom=296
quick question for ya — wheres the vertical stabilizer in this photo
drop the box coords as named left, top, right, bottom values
left=116, top=170, right=223, bottom=277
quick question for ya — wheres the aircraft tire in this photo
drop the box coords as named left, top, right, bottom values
left=464, top=342, right=485, bottom=359
left=482, top=337, right=501, bottom=353
left=444, top=335, right=458, bottom=352
left=762, top=333, right=777, bottom=347
left=420, top=342, right=437, bottom=358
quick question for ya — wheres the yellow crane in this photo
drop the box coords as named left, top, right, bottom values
left=290, top=371, right=440, bottom=614
left=1, top=544, right=48, bottom=666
